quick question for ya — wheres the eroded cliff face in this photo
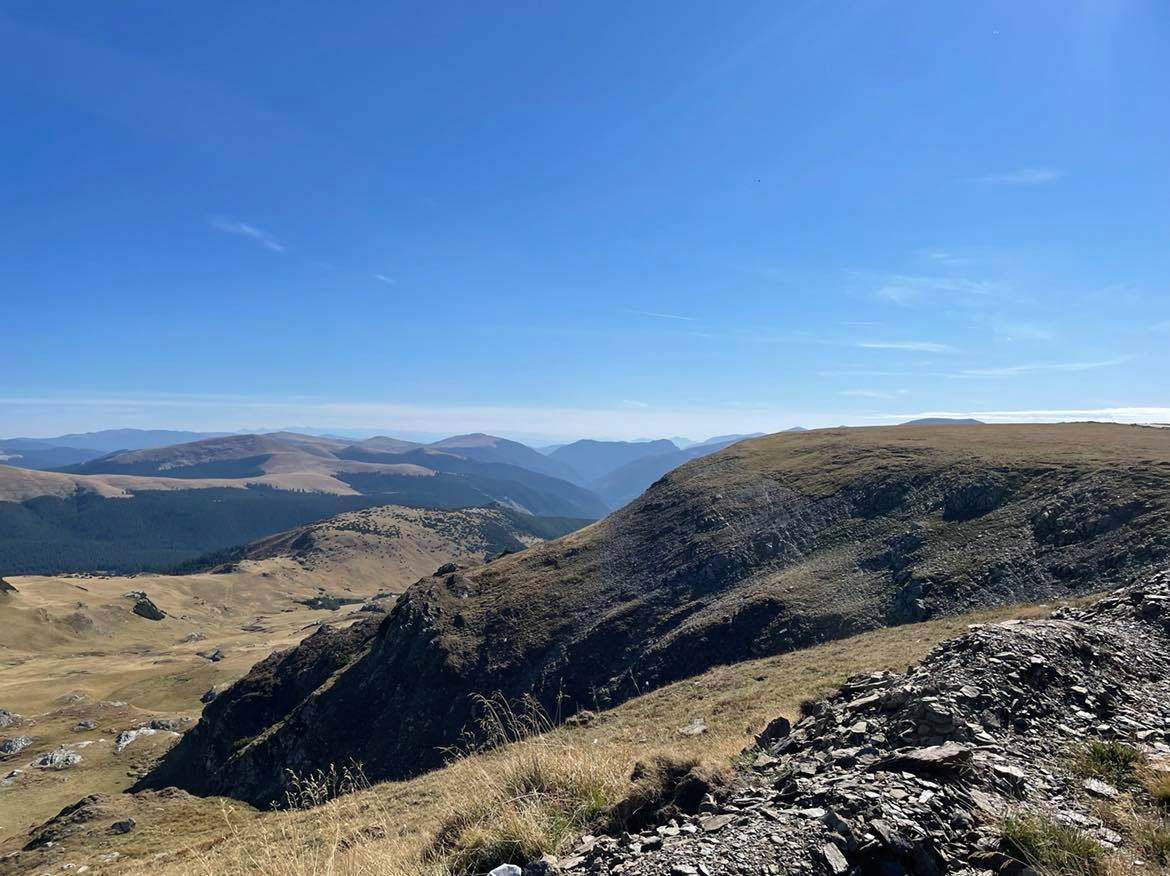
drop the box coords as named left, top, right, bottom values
left=139, top=425, right=1170, bottom=807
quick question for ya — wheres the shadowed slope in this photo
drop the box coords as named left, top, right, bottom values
left=140, top=424, right=1170, bottom=806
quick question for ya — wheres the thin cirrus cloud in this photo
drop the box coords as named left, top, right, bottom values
left=970, top=166, right=1063, bottom=186
left=621, top=308, right=697, bottom=322
left=373, top=274, right=394, bottom=285
left=839, top=388, right=910, bottom=399
left=858, top=340, right=958, bottom=353
left=875, top=275, right=992, bottom=306
left=958, top=359, right=1127, bottom=377
left=209, top=216, right=286, bottom=252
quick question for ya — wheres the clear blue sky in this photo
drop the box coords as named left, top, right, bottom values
left=2, top=1, right=1168, bottom=441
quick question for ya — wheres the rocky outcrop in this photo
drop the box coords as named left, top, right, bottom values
left=0, top=736, right=32, bottom=756
left=562, top=570, right=1170, bottom=874
left=140, top=425, right=1170, bottom=807
left=130, top=595, right=165, bottom=621
left=138, top=618, right=380, bottom=800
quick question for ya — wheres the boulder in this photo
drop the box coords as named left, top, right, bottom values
left=0, top=735, right=32, bottom=755
left=871, top=742, right=972, bottom=776
left=132, top=596, right=166, bottom=621
left=34, top=748, right=82, bottom=769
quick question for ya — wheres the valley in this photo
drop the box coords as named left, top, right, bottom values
left=3, top=422, right=1170, bottom=876
left=0, top=504, right=580, bottom=837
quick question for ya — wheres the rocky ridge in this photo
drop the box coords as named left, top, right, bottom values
left=554, top=570, right=1170, bottom=875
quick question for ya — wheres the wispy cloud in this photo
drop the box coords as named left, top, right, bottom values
left=915, top=250, right=975, bottom=268
left=210, top=216, right=286, bottom=252
left=620, top=399, right=650, bottom=408
left=858, top=341, right=958, bottom=353
left=992, top=322, right=1056, bottom=342
left=971, top=166, right=1063, bottom=186
left=875, top=275, right=991, bottom=306
left=373, top=274, right=394, bottom=285
left=621, top=309, right=696, bottom=322
left=839, top=388, right=910, bottom=400
left=959, top=359, right=1126, bottom=377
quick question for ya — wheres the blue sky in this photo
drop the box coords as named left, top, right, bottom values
left=2, top=1, right=1168, bottom=441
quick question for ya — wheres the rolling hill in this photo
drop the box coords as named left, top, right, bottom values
left=139, top=423, right=1170, bottom=806
left=178, top=503, right=586, bottom=583
left=0, top=501, right=583, bottom=835
left=0, top=439, right=105, bottom=471
left=0, top=432, right=608, bottom=574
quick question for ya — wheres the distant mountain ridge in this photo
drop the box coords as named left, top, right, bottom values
left=900, top=418, right=984, bottom=426
left=549, top=438, right=679, bottom=484
left=8, top=428, right=228, bottom=453
left=48, top=432, right=607, bottom=519
left=0, top=431, right=611, bottom=574
left=588, top=433, right=765, bottom=507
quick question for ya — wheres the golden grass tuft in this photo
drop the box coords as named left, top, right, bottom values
left=1001, top=813, right=1107, bottom=876
left=1143, top=772, right=1170, bottom=809
left=427, top=695, right=629, bottom=874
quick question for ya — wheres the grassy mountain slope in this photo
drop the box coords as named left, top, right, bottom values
left=1, top=599, right=1062, bottom=875
left=178, top=504, right=587, bottom=581
left=0, top=504, right=583, bottom=836
left=140, top=423, right=1170, bottom=806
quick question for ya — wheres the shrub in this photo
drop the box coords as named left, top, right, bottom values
left=1001, top=813, right=1106, bottom=876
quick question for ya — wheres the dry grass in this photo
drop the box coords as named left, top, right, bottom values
left=0, top=569, right=373, bottom=838
left=101, top=600, right=1066, bottom=876
left=1001, top=813, right=1108, bottom=876
left=1145, top=773, right=1170, bottom=809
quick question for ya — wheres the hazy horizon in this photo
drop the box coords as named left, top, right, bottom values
left=4, top=404, right=1169, bottom=448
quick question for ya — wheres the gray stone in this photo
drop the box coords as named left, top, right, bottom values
left=0, top=736, right=32, bottom=755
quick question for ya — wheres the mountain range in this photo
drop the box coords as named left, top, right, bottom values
left=0, top=429, right=770, bottom=574
left=139, top=422, right=1170, bottom=805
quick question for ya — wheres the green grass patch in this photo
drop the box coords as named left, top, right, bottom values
left=1001, top=813, right=1107, bottom=876
left=1074, top=740, right=1146, bottom=786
